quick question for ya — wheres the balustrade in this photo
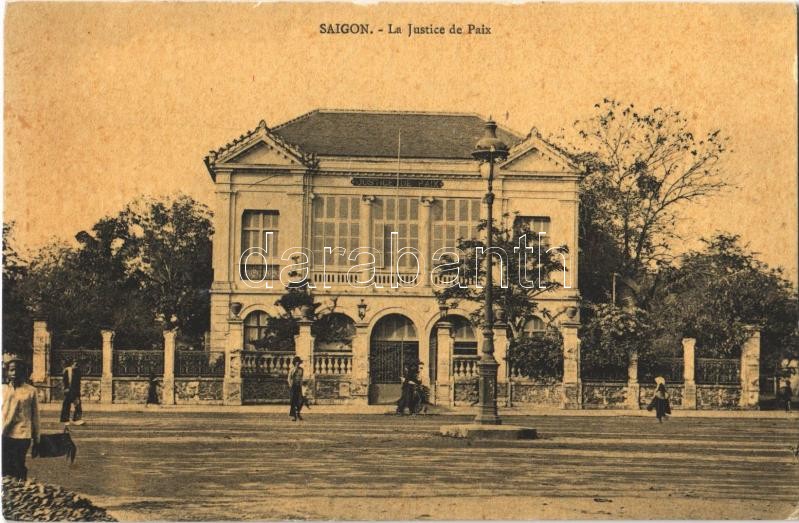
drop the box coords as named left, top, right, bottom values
left=452, top=356, right=480, bottom=380
left=313, top=352, right=353, bottom=375
left=241, top=351, right=294, bottom=377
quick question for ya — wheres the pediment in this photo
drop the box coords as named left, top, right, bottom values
left=224, top=140, right=301, bottom=166
left=500, top=133, right=576, bottom=174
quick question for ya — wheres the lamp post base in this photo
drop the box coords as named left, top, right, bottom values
left=440, top=424, right=537, bottom=440
left=475, top=359, right=501, bottom=425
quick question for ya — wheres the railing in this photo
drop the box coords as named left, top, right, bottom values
left=239, top=264, right=280, bottom=281
left=51, top=350, right=103, bottom=377
left=639, top=357, right=685, bottom=384
left=113, top=350, right=164, bottom=377
left=696, top=358, right=740, bottom=385
left=241, top=350, right=294, bottom=377
left=453, top=356, right=480, bottom=380
left=175, top=351, right=225, bottom=377
left=311, top=271, right=360, bottom=285
left=431, top=272, right=478, bottom=287
left=581, top=362, right=628, bottom=382
left=313, top=352, right=353, bottom=375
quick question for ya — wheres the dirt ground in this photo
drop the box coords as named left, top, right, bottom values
left=20, top=411, right=799, bottom=520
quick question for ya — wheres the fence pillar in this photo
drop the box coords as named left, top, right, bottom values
left=739, top=327, right=761, bottom=409
left=561, top=321, right=582, bottom=409
left=223, top=316, right=243, bottom=405
left=682, top=338, right=697, bottom=409
left=435, top=321, right=453, bottom=405
left=162, top=330, right=177, bottom=406
left=295, top=319, right=314, bottom=399
left=627, top=351, right=640, bottom=409
left=31, top=319, right=51, bottom=402
left=351, top=323, right=370, bottom=404
left=100, top=329, right=115, bottom=404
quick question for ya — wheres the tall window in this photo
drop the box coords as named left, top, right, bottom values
left=514, top=215, right=551, bottom=248
left=244, top=311, right=269, bottom=350
left=312, top=195, right=360, bottom=267
left=431, top=198, right=481, bottom=262
left=373, top=197, right=419, bottom=269
left=521, top=316, right=547, bottom=337
left=450, top=316, right=478, bottom=356
left=241, top=210, right=279, bottom=280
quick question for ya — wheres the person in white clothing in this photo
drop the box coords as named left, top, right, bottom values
left=2, top=355, right=41, bottom=481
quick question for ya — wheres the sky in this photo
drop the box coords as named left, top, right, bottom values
left=4, top=2, right=798, bottom=282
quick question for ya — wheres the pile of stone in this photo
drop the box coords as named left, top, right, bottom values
left=2, top=476, right=116, bottom=521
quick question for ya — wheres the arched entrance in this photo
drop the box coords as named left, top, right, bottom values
left=369, top=314, right=418, bottom=404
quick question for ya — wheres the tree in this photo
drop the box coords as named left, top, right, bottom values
left=114, top=195, right=214, bottom=340
left=570, top=99, right=730, bottom=306
left=650, top=234, right=798, bottom=364
left=18, top=194, right=214, bottom=349
left=434, top=214, right=570, bottom=377
left=2, top=222, right=33, bottom=358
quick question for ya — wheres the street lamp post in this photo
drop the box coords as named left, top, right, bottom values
left=472, top=119, right=509, bottom=425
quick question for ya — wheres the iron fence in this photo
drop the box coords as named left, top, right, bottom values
left=175, top=351, right=225, bottom=377
left=639, top=357, right=684, bottom=384
left=51, top=349, right=103, bottom=377
left=696, top=358, right=740, bottom=385
left=113, top=350, right=164, bottom=377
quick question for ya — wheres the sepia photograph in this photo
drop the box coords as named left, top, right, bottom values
left=2, top=2, right=798, bottom=521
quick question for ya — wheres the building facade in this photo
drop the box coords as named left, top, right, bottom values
left=204, top=110, right=582, bottom=406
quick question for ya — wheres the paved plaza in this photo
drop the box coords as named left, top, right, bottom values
left=23, top=408, right=799, bottom=520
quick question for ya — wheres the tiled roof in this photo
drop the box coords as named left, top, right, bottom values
left=271, top=109, right=523, bottom=160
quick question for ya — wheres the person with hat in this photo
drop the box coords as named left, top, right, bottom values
left=287, top=356, right=305, bottom=421
left=2, top=355, right=41, bottom=480
left=60, top=357, right=84, bottom=425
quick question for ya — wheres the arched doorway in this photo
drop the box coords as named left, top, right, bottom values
left=369, top=314, right=418, bottom=404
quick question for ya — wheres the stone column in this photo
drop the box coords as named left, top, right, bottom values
left=739, top=327, right=761, bottom=409
left=295, top=319, right=315, bottom=399
left=31, top=320, right=51, bottom=401
left=627, top=350, right=640, bottom=409
left=351, top=323, right=370, bottom=404
left=561, top=321, right=582, bottom=409
left=359, top=196, right=375, bottom=284
left=435, top=321, right=454, bottom=405
left=419, top=197, right=434, bottom=287
left=223, top=316, right=244, bottom=405
left=162, top=330, right=177, bottom=406
left=100, top=329, right=115, bottom=404
left=682, top=338, right=697, bottom=409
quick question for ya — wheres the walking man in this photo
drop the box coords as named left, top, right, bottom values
left=60, top=357, right=84, bottom=425
left=2, top=355, right=40, bottom=481
left=288, top=356, right=305, bottom=421
left=778, top=379, right=793, bottom=412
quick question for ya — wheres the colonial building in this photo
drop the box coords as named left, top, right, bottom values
left=204, top=110, right=582, bottom=406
